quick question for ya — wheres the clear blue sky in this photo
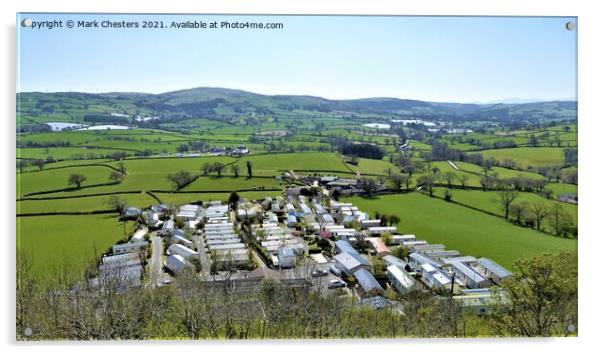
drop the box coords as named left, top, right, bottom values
left=17, top=14, right=577, bottom=103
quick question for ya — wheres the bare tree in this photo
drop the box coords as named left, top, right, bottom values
left=498, top=190, right=519, bottom=220
left=530, top=202, right=549, bottom=231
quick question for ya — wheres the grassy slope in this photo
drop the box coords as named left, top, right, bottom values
left=17, top=214, right=135, bottom=280
left=472, top=147, right=565, bottom=168
left=346, top=193, right=576, bottom=269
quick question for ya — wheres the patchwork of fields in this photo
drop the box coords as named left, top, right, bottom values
left=16, top=121, right=578, bottom=280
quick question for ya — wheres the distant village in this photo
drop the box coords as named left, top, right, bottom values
left=94, top=176, right=513, bottom=315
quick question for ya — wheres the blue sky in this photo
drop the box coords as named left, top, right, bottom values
left=17, top=14, right=577, bottom=102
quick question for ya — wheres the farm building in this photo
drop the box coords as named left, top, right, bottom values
left=449, top=261, right=491, bottom=289
left=167, top=244, right=199, bottom=259
left=386, top=265, right=417, bottom=294
left=112, top=241, right=148, bottom=255
left=475, top=258, right=513, bottom=284
left=334, top=252, right=372, bottom=275
left=420, top=263, right=452, bottom=290
left=277, top=246, right=297, bottom=269
left=165, top=254, right=189, bottom=274
left=354, top=268, right=384, bottom=296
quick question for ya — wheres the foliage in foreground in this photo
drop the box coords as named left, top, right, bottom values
left=16, top=252, right=577, bottom=340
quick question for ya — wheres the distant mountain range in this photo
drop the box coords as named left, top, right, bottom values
left=17, top=87, right=577, bottom=122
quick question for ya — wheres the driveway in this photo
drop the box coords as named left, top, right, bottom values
left=148, top=234, right=168, bottom=287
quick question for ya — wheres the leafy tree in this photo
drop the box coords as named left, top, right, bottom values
left=68, top=173, right=87, bottom=189
left=108, top=170, right=124, bottom=183
left=246, top=161, right=253, bottom=178
left=498, top=190, right=519, bottom=220
left=32, top=159, right=45, bottom=171
left=230, top=164, right=240, bottom=178
left=380, top=232, right=393, bottom=246
left=212, top=162, right=225, bottom=177
left=491, top=252, right=577, bottom=337
left=530, top=202, right=549, bottom=231
left=167, top=170, right=194, bottom=190
left=107, top=195, right=126, bottom=214
left=417, top=175, right=435, bottom=197
left=360, top=177, right=378, bottom=196
left=442, top=171, right=456, bottom=188
left=458, top=175, right=469, bottom=189
left=201, top=162, right=213, bottom=176
left=548, top=204, right=573, bottom=237
left=17, top=160, right=28, bottom=173
left=563, top=148, right=578, bottom=167
left=228, top=192, right=240, bottom=208
left=444, top=188, right=453, bottom=202
left=116, top=162, right=127, bottom=174
left=110, top=151, right=128, bottom=161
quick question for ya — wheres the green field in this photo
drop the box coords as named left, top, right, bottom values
left=432, top=188, right=577, bottom=229
left=17, top=214, right=135, bottom=280
left=471, top=147, right=565, bottom=168
left=345, top=193, right=576, bottom=269
left=17, top=192, right=157, bottom=214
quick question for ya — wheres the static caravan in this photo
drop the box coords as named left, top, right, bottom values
left=386, top=265, right=417, bottom=294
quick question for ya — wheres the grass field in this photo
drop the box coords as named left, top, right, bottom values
left=17, top=165, right=116, bottom=196
left=346, top=158, right=396, bottom=175
left=345, top=193, right=576, bottom=269
left=17, top=214, right=135, bottom=280
left=17, top=192, right=157, bottom=214
left=432, top=188, right=577, bottom=227
left=471, top=147, right=565, bottom=168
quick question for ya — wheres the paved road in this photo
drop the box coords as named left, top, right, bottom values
left=192, top=235, right=212, bottom=278
left=148, top=234, right=168, bottom=287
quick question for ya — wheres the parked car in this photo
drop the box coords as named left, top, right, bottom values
left=327, top=279, right=347, bottom=289
left=329, top=264, right=342, bottom=277
left=311, top=269, right=328, bottom=277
